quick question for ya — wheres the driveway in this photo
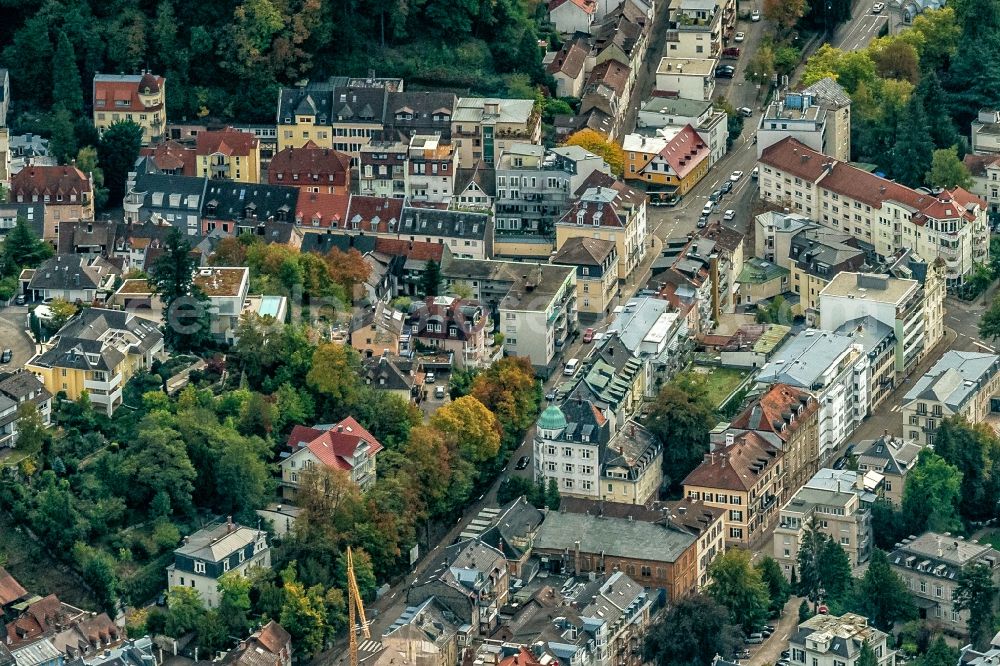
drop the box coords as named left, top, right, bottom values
left=0, top=305, right=36, bottom=369
left=747, top=596, right=804, bottom=666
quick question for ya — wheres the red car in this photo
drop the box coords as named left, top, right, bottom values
left=583, top=327, right=595, bottom=343
left=722, top=47, right=741, bottom=59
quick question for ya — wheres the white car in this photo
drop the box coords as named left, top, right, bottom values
left=702, top=202, right=714, bottom=215
left=734, top=31, right=746, bottom=42
left=872, top=2, right=884, bottom=11
left=723, top=209, right=736, bottom=221
left=751, top=166, right=759, bottom=179
left=730, top=170, right=744, bottom=182
left=751, top=8, right=761, bottom=20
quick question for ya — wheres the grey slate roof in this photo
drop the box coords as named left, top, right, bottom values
left=608, top=297, right=674, bottom=353
left=0, top=203, right=44, bottom=239
left=203, top=181, right=298, bottom=223
left=855, top=433, right=922, bottom=478
left=300, top=231, right=377, bottom=255
left=533, top=511, right=695, bottom=563
left=31, top=308, right=161, bottom=372
left=175, top=521, right=265, bottom=563
left=834, top=316, right=895, bottom=357
left=756, top=329, right=856, bottom=389
left=28, top=254, right=119, bottom=292
left=801, top=77, right=852, bottom=108
left=400, top=206, right=491, bottom=241
left=903, top=350, right=1000, bottom=411
left=0, top=371, right=51, bottom=404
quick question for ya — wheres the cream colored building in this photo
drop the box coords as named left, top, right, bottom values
left=790, top=613, right=894, bottom=666
left=902, top=351, right=1000, bottom=447
left=758, top=137, right=990, bottom=289
left=451, top=98, right=541, bottom=168
left=93, top=73, right=166, bottom=145
left=773, top=469, right=877, bottom=579
left=664, top=0, right=736, bottom=59
left=654, top=58, right=716, bottom=101
left=551, top=237, right=619, bottom=318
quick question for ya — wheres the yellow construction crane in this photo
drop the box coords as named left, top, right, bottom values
left=346, top=547, right=370, bottom=666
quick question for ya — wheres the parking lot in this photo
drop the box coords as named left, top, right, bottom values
left=0, top=305, right=36, bottom=369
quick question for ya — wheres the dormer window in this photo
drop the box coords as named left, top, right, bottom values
left=194, top=561, right=206, bottom=574
left=577, top=210, right=585, bottom=226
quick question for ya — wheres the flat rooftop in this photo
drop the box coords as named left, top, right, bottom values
left=657, top=57, right=716, bottom=76
left=193, top=267, right=248, bottom=297
left=820, top=272, right=919, bottom=304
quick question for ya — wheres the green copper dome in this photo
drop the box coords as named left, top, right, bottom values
left=538, top=404, right=568, bottom=431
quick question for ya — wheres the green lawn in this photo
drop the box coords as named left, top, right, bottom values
left=689, top=366, right=750, bottom=409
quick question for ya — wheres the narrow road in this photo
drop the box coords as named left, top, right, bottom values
left=748, top=596, right=804, bottom=666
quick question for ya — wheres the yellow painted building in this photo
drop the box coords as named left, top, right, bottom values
left=551, top=236, right=619, bottom=318
left=622, top=125, right=710, bottom=195
left=92, top=73, right=166, bottom=146
left=26, top=308, right=164, bottom=416
left=196, top=128, right=261, bottom=183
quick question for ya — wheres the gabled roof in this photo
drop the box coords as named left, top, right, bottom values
left=549, top=0, right=597, bottom=12
left=657, top=124, right=710, bottom=179
left=203, top=182, right=298, bottom=223
left=800, top=77, right=851, bottom=108
left=454, top=161, right=496, bottom=198
left=11, top=166, right=91, bottom=197
left=399, top=205, right=491, bottom=240
left=0, top=568, right=27, bottom=607
left=286, top=416, right=384, bottom=472
left=374, top=237, right=445, bottom=262
left=547, top=39, right=589, bottom=80
left=195, top=127, right=258, bottom=157
left=729, top=383, right=816, bottom=443
left=552, top=236, right=617, bottom=266
left=903, top=350, right=1000, bottom=411
left=269, top=141, right=351, bottom=186
left=28, top=254, right=119, bottom=292
left=93, top=72, right=164, bottom=112
left=294, top=191, right=350, bottom=228
left=682, top=431, right=782, bottom=491
left=140, top=140, right=197, bottom=176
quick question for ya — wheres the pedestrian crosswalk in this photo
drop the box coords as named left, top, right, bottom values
left=358, top=640, right=383, bottom=654
left=890, top=404, right=902, bottom=413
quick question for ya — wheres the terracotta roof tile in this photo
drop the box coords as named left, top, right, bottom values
left=11, top=166, right=91, bottom=197
left=286, top=417, right=384, bottom=473
left=374, top=237, right=445, bottom=262
left=93, top=73, right=164, bottom=112
left=196, top=127, right=258, bottom=157
left=729, top=383, right=817, bottom=442
left=295, top=192, right=350, bottom=228
left=658, top=125, right=710, bottom=180
left=548, top=0, right=597, bottom=13
left=682, top=431, right=781, bottom=491
left=269, top=141, right=352, bottom=188
left=0, top=568, right=27, bottom=606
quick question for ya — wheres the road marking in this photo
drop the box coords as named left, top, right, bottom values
left=973, top=340, right=997, bottom=353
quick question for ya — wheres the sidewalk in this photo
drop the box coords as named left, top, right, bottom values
left=622, top=234, right=664, bottom=301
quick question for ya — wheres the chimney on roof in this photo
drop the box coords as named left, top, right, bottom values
left=227, top=515, right=234, bottom=533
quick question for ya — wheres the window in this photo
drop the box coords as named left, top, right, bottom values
left=729, top=527, right=743, bottom=539
left=223, top=560, right=230, bottom=572
left=640, top=566, right=652, bottom=577
left=563, top=447, right=572, bottom=456
left=194, top=561, right=206, bottom=574
left=564, top=463, right=574, bottom=473
left=239, top=550, right=246, bottom=563
left=564, top=479, right=574, bottom=488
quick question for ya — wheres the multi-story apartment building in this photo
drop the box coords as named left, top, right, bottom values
left=635, top=97, right=729, bottom=167
left=557, top=172, right=648, bottom=283
left=820, top=272, right=928, bottom=376
left=551, top=237, right=619, bottom=319
left=901, top=351, right=1000, bottom=446
left=405, top=296, right=489, bottom=368
left=579, top=59, right=633, bottom=141
left=801, top=78, right=852, bottom=161
left=758, top=137, right=990, bottom=288
left=655, top=57, right=716, bottom=101
left=971, top=109, right=1000, bottom=155
left=773, top=469, right=876, bottom=578
left=92, top=72, right=166, bottom=145
left=664, top=0, right=736, bottom=59
left=855, top=432, right=923, bottom=506
left=358, top=141, right=408, bottom=198
left=834, top=317, right=897, bottom=411
left=268, top=142, right=351, bottom=194
left=754, top=210, right=813, bottom=264
left=195, top=127, right=261, bottom=183
left=494, top=143, right=611, bottom=259
left=193, top=267, right=251, bottom=344
left=683, top=431, right=785, bottom=548
left=25, top=308, right=163, bottom=416
left=23, top=253, right=119, bottom=303
left=964, top=152, right=1000, bottom=217
left=451, top=98, right=541, bottom=168
left=534, top=400, right=612, bottom=498
left=757, top=91, right=833, bottom=160
left=788, top=227, right=866, bottom=322
left=622, top=125, right=711, bottom=194
left=442, top=258, right=578, bottom=372
left=10, top=166, right=94, bottom=243
left=789, top=613, right=894, bottom=666
left=280, top=416, right=384, bottom=494
left=405, top=134, right=456, bottom=204
left=568, top=334, right=647, bottom=432
left=756, top=329, right=868, bottom=461
left=166, top=519, right=271, bottom=608
left=407, top=539, right=509, bottom=636
left=724, top=383, right=820, bottom=499
left=889, top=532, right=1000, bottom=637
left=0, top=373, right=52, bottom=450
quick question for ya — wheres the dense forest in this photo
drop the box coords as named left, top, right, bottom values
left=0, top=0, right=549, bottom=124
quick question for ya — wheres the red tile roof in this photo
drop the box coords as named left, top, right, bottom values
left=729, top=383, right=816, bottom=442
left=255, top=620, right=292, bottom=655
left=347, top=195, right=405, bottom=232
left=0, top=568, right=27, bottom=606
left=196, top=127, right=258, bottom=157
left=140, top=140, right=196, bottom=176
left=659, top=125, right=710, bottom=180
left=758, top=137, right=832, bottom=181
left=93, top=73, right=164, bottom=112
left=295, top=192, right=350, bottom=228
left=374, top=237, right=445, bottom=262
left=12, top=166, right=91, bottom=198
left=682, top=431, right=781, bottom=491
left=499, top=648, right=542, bottom=666
left=269, top=141, right=352, bottom=188
left=549, top=0, right=597, bottom=13
left=286, top=417, right=384, bottom=473
left=547, top=40, right=589, bottom=79
left=586, top=60, right=631, bottom=97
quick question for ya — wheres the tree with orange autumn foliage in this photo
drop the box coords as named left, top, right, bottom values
left=324, top=247, right=371, bottom=302
left=471, top=356, right=541, bottom=443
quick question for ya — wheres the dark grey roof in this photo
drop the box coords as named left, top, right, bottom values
left=454, top=161, right=496, bottom=198
left=534, top=511, right=695, bottom=563
left=400, top=206, right=491, bottom=240
left=0, top=202, right=44, bottom=239
left=28, top=254, right=119, bottom=292
left=477, top=496, right=545, bottom=561
left=300, top=231, right=377, bottom=255
left=31, top=308, right=162, bottom=372
left=383, top=91, right=456, bottom=140
left=203, top=182, right=298, bottom=223
left=333, top=87, right=388, bottom=124
left=0, top=371, right=51, bottom=404
left=57, top=220, right=123, bottom=254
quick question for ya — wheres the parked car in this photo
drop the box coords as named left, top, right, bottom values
left=745, top=634, right=764, bottom=645
left=721, top=181, right=733, bottom=194
left=715, top=65, right=736, bottom=79
left=730, top=170, right=744, bottom=182
left=735, top=650, right=751, bottom=659
left=738, top=106, right=753, bottom=117
left=583, top=328, right=595, bottom=343
left=781, top=650, right=791, bottom=659
left=425, top=371, right=436, bottom=383
left=734, top=31, right=746, bottom=42
left=724, top=209, right=736, bottom=221
left=723, top=47, right=741, bottom=59
left=435, top=385, right=446, bottom=399
left=752, top=166, right=759, bottom=179
left=751, top=8, right=761, bottom=20
left=710, top=189, right=723, bottom=202
left=515, top=455, right=530, bottom=470
left=697, top=219, right=708, bottom=228
left=0, top=349, right=11, bottom=364
left=703, top=201, right=715, bottom=215
left=14, top=294, right=24, bottom=305
left=872, top=2, right=884, bottom=11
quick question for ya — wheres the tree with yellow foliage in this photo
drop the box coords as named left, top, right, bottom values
left=563, top=129, right=625, bottom=177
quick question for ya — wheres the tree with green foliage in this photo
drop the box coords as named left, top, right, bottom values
left=817, top=538, right=853, bottom=602
left=981, top=295, right=1000, bottom=342
left=916, top=71, right=960, bottom=151
left=98, top=120, right=144, bottom=209
left=647, top=372, right=716, bottom=489
left=920, top=636, right=960, bottom=666
left=420, top=260, right=442, bottom=297
left=546, top=477, right=561, bottom=510
left=151, top=228, right=212, bottom=351
left=49, top=107, right=79, bottom=165
left=756, top=556, right=790, bottom=616
left=13, top=403, right=49, bottom=455
left=165, top=586, right=206, bottom=637
left=798, top=599, right=812, bottom=623
left=901, top=449, right=963, bottom=535
left=926, top=147, right=973, bottom=189
left=931, top=418, right=999, bottom=522
left=746, top=45, right=777, bottom=85
left=217, top=573, right=252, bottom=636
left=76, top=146, right=109, bottom=210
left=449, top=367, right=480, bottom=400
left=119, top=414, right=197, bottom=517
left=0, top=216, right=52, bottom=278
left=278, top=566, right=337, bottom=657
left=798, top=517, right=852, bottom=604
left=892, top=94, right=934, bottom=188
left=471, top=356, right=541, bottom=442
left=52, top=31, right=83, bottom=115
left=644, top=594, right=742, bottom=666
left=857, top=641, right=879, bottom=666
left=954, top=561, right=998, bottom=650
left=72, top=542, right=120, bottom=615
left=851, top=549, right=914, bottom=631
left=706, top=549, right=770, bottom=634
left=306, top=342, right=362, bottom=414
